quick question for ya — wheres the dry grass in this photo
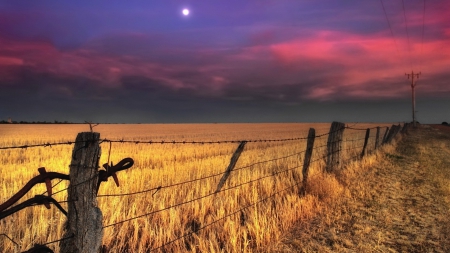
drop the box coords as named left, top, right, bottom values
left=0, top=123, right=391, bottom=252
left=274, top=125, right=450, bottom=252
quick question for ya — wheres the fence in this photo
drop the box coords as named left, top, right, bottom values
left=0, top=122, right=411, bottom=252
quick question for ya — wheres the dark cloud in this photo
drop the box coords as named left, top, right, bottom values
left=1, top=1, right=449, bottom=123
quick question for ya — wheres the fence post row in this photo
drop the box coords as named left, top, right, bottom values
left=60, top=132, right=103, bottom=253
left=326, top=121, right=345, bottom=173
left=5, top=121, right=414, bottom=252
left=301, top=128, right=315, bottom=195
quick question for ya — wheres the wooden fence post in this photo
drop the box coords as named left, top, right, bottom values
left=326, top=122, right=345, bottom=173
left=382, top=126, right=390, bottom=144
left=397, top=124, right=402, bottom=134
left=360, top=128, right=370, bottom=158
left=385, top=125, right=395, bottom=144
left=215, top=141, right=246, bottom=193
left=401, top=123, right=409, bottom=134
left=392, top=124, right=401, bottom=140
left=60, top=132, right=103, bottom=253
left=301, top=128, right=315, bottom=195
left=385, top=124, right=402, bottom=144
left=375, top=127, right=380, bottom=150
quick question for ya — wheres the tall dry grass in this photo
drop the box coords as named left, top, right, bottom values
left=0, top=123, right=391, bottom=252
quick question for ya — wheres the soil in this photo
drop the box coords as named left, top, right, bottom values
left=273, top=125, right=450, bottom=252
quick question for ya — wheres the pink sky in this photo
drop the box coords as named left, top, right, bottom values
left=1, top=0, right=449, bottom=123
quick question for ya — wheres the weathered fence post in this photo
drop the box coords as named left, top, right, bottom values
left=326, top=122, right=345, bottom=173
left=301, top=128, right=315, bottom=195
left=394, top=124, right=401, bottom=136
left=60, top=132, right=103, bottom=253
left=385, top=124, right=402, bottom=144
left=360, top=128, right=370, bottom=158
left=215, top=141, right=246, bottom=193
left=384, top=125, right=395, bottom=144
left=393, top=124, right=401, bottom=140
left=401, top=123, right=409, bottom=134
left=375, top=127, right=380, bottom=150
left=382, top=127, right=390, bottom=144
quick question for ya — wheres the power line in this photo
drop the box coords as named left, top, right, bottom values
left=379, top=0, right=400, bottom=56
left=420, top=0, right=426, bottom=71
left=402, top=0, right=413, bottom=70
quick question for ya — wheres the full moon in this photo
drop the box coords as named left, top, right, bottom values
left=182, top=9, right=189, bottom=16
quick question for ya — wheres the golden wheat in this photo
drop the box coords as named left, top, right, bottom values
left=0, top=123, right=392, bottom=252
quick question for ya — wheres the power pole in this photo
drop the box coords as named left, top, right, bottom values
left=405, top=71, right=421, bottom=127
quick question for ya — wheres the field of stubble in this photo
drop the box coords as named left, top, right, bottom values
left=0, top=123, right=388, bottom=252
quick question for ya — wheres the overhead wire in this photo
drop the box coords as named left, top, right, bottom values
left=420, top=0, right=426, bottom=72
left=379, top=0, right=400, bottom=57
left=401, top=0, right=413, bottom=71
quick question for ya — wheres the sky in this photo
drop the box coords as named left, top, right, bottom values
left=0, top=0, right=449, bottom=123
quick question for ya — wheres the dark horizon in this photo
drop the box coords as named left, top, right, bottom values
left=1, top=1, right=449, bottom=123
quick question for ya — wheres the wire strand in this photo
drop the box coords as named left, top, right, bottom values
left=402, top=0, right=413, bottom=71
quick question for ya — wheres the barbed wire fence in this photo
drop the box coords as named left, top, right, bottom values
left=0, top=122, right=411, bottom=252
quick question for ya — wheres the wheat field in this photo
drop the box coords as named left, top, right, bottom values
left=0, top=123, right=392, bottom=252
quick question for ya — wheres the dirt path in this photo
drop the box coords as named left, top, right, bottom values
left=273, top=125, right=450, bottom=252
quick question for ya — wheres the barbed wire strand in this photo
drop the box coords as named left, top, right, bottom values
left=150, top=175, right=305, bottom=251
left=103, top=162, right=303, bottom=229
left=51, top=174, right=98, bottom=197
left=0, top=233, right=18, bottom=246
left=0, top=125, right=350, bottom=151
left=0, top=141, right=80, bottom=150
left=102, top=153, right=335, bottom=229
left=98, top=149, right=307, bottom=198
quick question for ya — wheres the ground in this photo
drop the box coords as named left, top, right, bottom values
left=273, top=124, right=450, bottom=252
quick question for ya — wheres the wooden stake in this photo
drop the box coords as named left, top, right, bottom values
left=215, top=141, right=246, bottom=193
left=326, top=122, right=345, bottom=173
left=301, top=128, right=315, bottom=195
left=360, top=128, right=371, bottom=158
left=375, top=127, right=380, bottom=150
left=60, top=132, right=103, bottom=253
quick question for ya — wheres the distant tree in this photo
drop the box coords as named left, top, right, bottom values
left=442, top=122, right=449, bottom=125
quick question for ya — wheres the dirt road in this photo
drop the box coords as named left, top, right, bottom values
left=274, top=125, right=450, bottom=252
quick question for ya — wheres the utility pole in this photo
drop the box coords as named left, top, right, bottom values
left=405, top=71, right=421, bottom=127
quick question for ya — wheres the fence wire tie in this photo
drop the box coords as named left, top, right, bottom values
left=97, top=157, right=134, bottom=192
left=38, top=167, right=53, bottom=197
left=72, top=141, right=90, bottom=160
left=0, top=168, right=70, bottom=213
left=152, top=186, right=162, bottom=197
left=0, top=195, right=68, bottom=220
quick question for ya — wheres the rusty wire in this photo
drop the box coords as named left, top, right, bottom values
left=0, top=169, right=70, bottom=213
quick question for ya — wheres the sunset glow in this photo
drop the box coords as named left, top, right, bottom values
left=0, top=0, right=449, bottom=123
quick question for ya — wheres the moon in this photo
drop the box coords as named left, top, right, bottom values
left=182, top=8, right=189, bottom=16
